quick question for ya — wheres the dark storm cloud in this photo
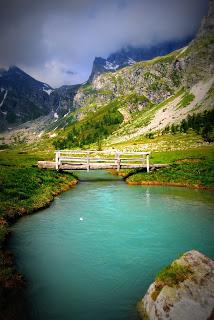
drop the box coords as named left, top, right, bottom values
left=0, top=0, right=209, bottom=87
left=66, top=70, right=76, bottom=75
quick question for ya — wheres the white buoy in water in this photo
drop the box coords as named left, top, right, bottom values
left=80, top=217, right=83, bottom=221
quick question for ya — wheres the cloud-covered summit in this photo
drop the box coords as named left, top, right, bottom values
left=0, top=0, right=208, bottom=87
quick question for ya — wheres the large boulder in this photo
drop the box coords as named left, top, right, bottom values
left=138, top=250, right=214, bottom=320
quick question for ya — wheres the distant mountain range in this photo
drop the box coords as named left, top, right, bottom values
left=0, top=66, right=80, bottom=130
left=1, top=0, right=213, bottom=147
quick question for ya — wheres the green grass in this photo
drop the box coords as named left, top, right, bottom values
left=110, top=89, right=184, bottom=136
left=126, top=160, right=214, bottom=189
left=140, top=50, right=177, bottom=66
left=110, top=130, right=211, bottom=153
left=80, top=83, right=97, bottom=94
left=177, top=91, right=195, bottom=109
left=96, top=89, right=113, bottom=95
left=182, top=35, right=214, bottom=57
left=0, top=149, right=77, bottom=244
left=0, top=166, right=77, bottom=220
left=53, top=100, right=123, bottom=149
left=124, top=146, right=214, bottom=189
left=150, top=145, right=214, bottom=163
left=151, top=262, right=193, bottom=301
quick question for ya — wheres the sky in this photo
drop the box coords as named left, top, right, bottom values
left=0, top=0, right=209, bottom=88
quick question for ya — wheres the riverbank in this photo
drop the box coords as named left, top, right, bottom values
left=0, top=149, right=78, bottom=320
left=125, top=160, right=214, bottom=190
left=138, top=250, right=214, bottom=320
left=117, top=146, right=214, bottom=191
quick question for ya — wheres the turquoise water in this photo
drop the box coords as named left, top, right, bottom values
left=9, top=171, right=214, bottom=320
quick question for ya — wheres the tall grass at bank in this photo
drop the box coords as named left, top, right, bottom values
left=124, top=146, right=214, bottom=189
left=0, top=149, right=77, bottom=246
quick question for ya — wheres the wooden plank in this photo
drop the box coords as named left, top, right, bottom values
left=56, top=150, right=150, bottom=155
left=38, top=161, right=56, bottom=169
left=60, top=157, right=116, bottom=162
left=38, top=161, right=168, bottom=171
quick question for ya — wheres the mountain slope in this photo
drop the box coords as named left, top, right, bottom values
left=0, top=66, right=81, bottom=131
left=0, top=66, right=54, bottom=130
left=48, top=0, right=213, bottom=150
left=88, top=38, right=192, bottom=82
left=0, top=1, right=213, bottom=148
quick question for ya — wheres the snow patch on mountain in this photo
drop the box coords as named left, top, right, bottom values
left=43, top=87, right=54, bottom=95
left=63, top=111, right=70, bottom=118
left=127, top=58, right=136, bottom=65
left=104, top=61, right=120, bottom=70
left=0, top=90, right=8, bottom=108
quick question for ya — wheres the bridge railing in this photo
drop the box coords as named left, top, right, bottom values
left=55, top=150, right=150, bottom=172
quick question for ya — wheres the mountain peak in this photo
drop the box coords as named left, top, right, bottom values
left=88, top=38, right=192, bottom=82
left=8, top=65, right=25, bottom=74
left=197, top=0, right=214, bottom=38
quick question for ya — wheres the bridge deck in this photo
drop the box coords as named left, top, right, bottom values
left=38, top=150, right=168, bottom=172
left=38, top=161, right=167, bottom=171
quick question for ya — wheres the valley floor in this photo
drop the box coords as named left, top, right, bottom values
left=0, top=134, right=213, bottom=319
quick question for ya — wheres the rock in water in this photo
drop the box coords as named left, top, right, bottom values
left=138, top=250, right=214, bottom=320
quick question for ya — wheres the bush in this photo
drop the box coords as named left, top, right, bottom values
left=156, top=262, right=192, bottom=287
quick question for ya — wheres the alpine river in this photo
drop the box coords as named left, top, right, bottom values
left=9, top=171, right=214, bottom=320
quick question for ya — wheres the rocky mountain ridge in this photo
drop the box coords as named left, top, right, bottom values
left=68, top=0, right=213, bottom=146
left=88, top=38, right=192, bottom=82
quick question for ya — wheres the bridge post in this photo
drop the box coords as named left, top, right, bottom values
left=146, top=153, right=150, bottom=173
left=141, top=153, right=145, bottom=166
left=87, top=151, right=90, bottom=171
left=116, top=152, right=121, bottom=171
left=55, top=151, right=60, bottom=170
left=114, top=151, right=117, bottom=166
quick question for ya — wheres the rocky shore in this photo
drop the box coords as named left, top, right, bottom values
left=138, top=250, right=214, bottom=320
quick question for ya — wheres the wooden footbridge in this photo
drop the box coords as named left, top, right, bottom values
left=38, top=150, right=167, bottom=172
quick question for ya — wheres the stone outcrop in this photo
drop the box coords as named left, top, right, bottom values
left=138, top=250, right=214, bottom=320
left=197, top=0, right=214, bottom=39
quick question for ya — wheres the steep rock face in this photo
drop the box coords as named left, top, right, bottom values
left=181, top=0, right=214, bottom=88
left=50, top=84, right=81, bottom=117
left=138, top=250, right=214, bottom=320
left=88, top=38, right=192, bottom=82
left=73, top=0, right=213, bottom=132
left=74, top=48, right=187, bottom=110
left=197, top=0, right=214, bottom=39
